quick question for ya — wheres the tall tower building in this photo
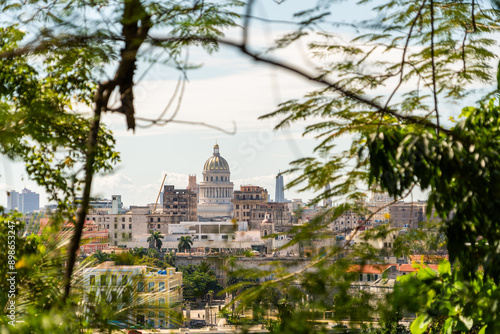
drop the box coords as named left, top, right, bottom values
left=197, top=144, right=234, bottom=220
left=187, top=174, right=199, bottom=202
left=20, top=188, right=39, bottom=213
left=7, top=190, right=20, bottom=211
left=275, top=172, right=285, bottom=203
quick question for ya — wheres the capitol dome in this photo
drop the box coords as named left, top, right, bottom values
left=203, top=144, right=230, bottom=172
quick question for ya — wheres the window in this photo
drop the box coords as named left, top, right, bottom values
left=129, top=224, right=132, bottom=229
left=122, top=275, right=128, bottom=286
left=129, top=233, right=132, bottom=238
left=114, top=233, right=117, bottom=238
left=157, top=224, right=160, bottom=229
left=159, top=298, right=165, bottom=306
left=122, top=217, right=125, bottom=222
left=114, top=224, right=117, bottom=229
left=211, top=176, right=213, bottom=181
left=90, top=275, right=96, bottom=286
left=106, top=224, right=109, bottom=229
left=222, top=235, right=228, bottom=240
left=100, top=275, right=106, bottom=286
left=201, top=235, right=208, bottom=240
left=150, top=218, right=153, bottom=222
left=236, top=204, right=239, bottom=209
left=159, top=282, right=165, bottom=292
left=359, top=274, right=363, bottom=281
left=122, top=224, right=125, bottom=229
left=114, top=217, right=117, bottom=223
left=159, top=311, right=165, bottom=318
left=129, top=217, right=132, bottom=222
left=138, top=282, right=144, bottom=292
left=157, top=218, right=160, bottom=222
left=216, top=176, right=218, bottom=181
left=122, top=233, right=126, bottom=239
left=367, top=274, right=371, bottom=282
left=111, top=275, right=117, bottom=285
left=236, top=212, right=239, bottom=217
left=149, top=282, right=155, bottom=292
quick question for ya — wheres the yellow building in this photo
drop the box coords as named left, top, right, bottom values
left=82, top=261, right=182, bottom=329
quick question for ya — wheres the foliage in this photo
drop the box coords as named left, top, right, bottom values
left=178, top=235, right=193, bottom=253
left=179, top=263, right=222, bottom=300
left=147, top=231, right=164, bottom=251
left=243, top=0, right=500, bottom=333
left=396, top=261, right=499, bottom=334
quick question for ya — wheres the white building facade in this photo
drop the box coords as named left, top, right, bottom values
left=197, top=144, right=234, bottom=220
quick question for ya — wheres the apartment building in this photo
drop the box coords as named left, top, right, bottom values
left=82, top=261, right=183, bottom=329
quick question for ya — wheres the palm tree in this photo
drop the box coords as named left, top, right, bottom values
left=129, top=247, right=147, bottom=257
left=147, top=231, right=164, bottom=252
left=92, top=250, right=109, bottom=263
left=178, top=236, right=193, bottom=253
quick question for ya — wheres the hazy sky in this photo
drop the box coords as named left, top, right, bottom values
left=0, top=1, right=491, bottom=208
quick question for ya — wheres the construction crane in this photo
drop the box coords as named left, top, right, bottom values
left=153, top=174, right=167, bottom=213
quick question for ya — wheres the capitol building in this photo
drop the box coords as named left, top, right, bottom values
left=197, top=144, right=234, bottom=220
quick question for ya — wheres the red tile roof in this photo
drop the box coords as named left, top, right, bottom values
left=347, top=264, right=395, bottom=274
left=398, top=264, right=439, bottom=272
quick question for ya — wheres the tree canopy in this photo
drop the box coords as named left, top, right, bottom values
left=1, top=0, right=500, bottom=333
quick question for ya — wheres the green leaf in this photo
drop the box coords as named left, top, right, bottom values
left=410, top=313, right=432, bottom=334
left=438, top=260, right=451, bottom=277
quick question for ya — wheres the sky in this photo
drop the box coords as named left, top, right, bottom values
left=0, top=0, right=494, bottom=208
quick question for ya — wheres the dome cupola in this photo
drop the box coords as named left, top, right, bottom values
left=203, top=144, right=230, bottom=173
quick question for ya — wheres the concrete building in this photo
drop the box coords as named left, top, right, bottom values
left=7, top=188, right=40, bottom=213
left=187, top=175, right=199, bottom=202
left=21, top=188, right=39, bottom=213
left=275, top=172, right=285, bottom=203
left=7, top=190, right=20, bottom=211
left=89, top=204, right=151, bottom=246
left=124, top=221, right=263, bottom=252
left=82, top=261, right=182, bottom=329
left=329, top=210, right=364, bottom=232
left=389, top=201, right=426, bottom=228
left=249, top=202, right=291, bottom=228
left=232, top=185, right=268, bottom=229
left=198, top=144, right=234, bottom=220
left=162, top=185, right=197, bottom=222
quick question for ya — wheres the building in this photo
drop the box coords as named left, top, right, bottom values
left=275, top=172, right=285, bottom=203
left=82, top=261, right=183, bottom=329
left=89, top=204, right=151, bottom=246
left=389, top=201, right=426, bottom=228
left=197, top=144, right=234, bottom=220
left=249, top=202, right=291, bottom=228
left=162, top=185, right=197, bottom=222
left=123, top=221, right=262, bottom=252
left=7, top=190, right=20, bottom=211
left=232, top=185, right=268, bottom=229
left=7, top=188, right=40, bottom=213
left=187, top=175, right=199, bottom=202
left=329, top=210, right=364, bottom=232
